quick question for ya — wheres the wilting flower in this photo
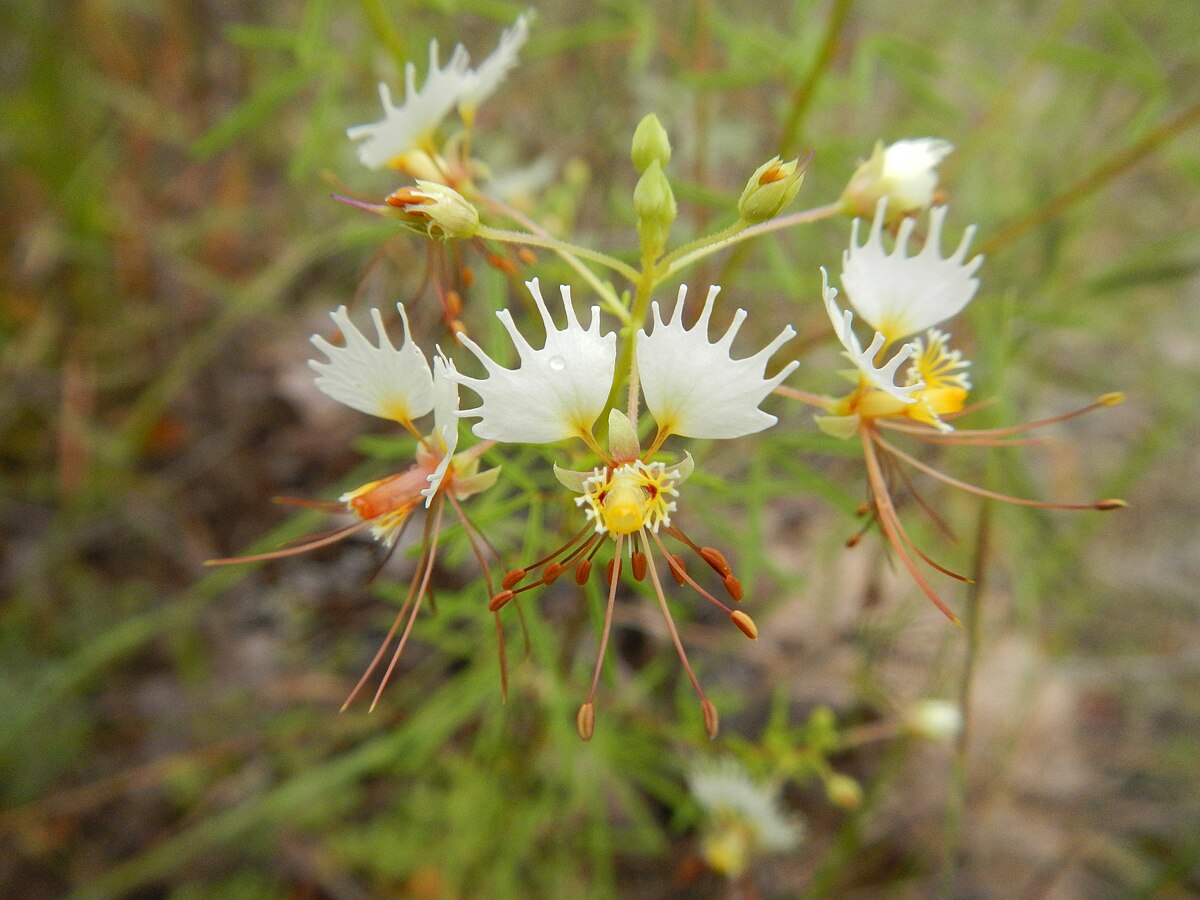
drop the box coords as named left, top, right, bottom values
left=347, top=12, right=532, bottom=172
left=448, top=278, right=798, bottom=738
left=208, top=304, right=501, bottom=707
left=841, top=138, right=953, bottom=222
left=779, top=199, right=1125, bottom=621
left=688, top=757, right=803, bottom=879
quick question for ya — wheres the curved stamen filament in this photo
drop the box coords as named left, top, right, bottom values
left=206, top=521, right=371, bottom=566
left=648, top=531, right=734, bottom=616
left=641, top=532, right=717, bottom=738
left=861, top=431, right=961, bottom=625
left=584, top=534, right=624, bottom=716
left=874, top=433, right=1119, bottom=511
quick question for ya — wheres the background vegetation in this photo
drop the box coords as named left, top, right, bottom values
left=2, top=0, right=1198, bottom=897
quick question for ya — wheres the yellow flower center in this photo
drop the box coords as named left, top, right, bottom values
left=578, top=461, right=679, bottom=535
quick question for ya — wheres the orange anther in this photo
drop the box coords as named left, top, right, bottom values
left=501, top=569, right=526, bottom=590
left=699, top=547, right=732, bottom=577
left=488, top=590, right=515, bottom=612
left=723, top=575, right=744, bottom=602
left=543, top=561, right=565, bottom=585
left=730, top=610, right=758, bottom=640
left=667, top=554, right=687, bottom=586
left=574, top=559, right=592, bottom=585
left=631, top=551, right=647, bottom=582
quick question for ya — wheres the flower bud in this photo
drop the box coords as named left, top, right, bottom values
left=631, top=113, right=672, bottom=173
left=903, top=698, right=962, bottom=742
left=634, top=159, right=676, bottom=257
left=385, top=181, right=480, bottom=239
left=841, top=138, right=953, bottom=222
left=824, top=773, right=863, bottom=810
left=738, top=156, right=806, bottom=223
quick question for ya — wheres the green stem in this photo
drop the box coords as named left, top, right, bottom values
left=656, top=220, right=746, bottom=277
left=604, top=248, right=658, bottom=423
left=777, top=0, right=853, bottom=156
left=475, top=224, right=641, bottom=286
left=658, top=201, right=843, bottom=283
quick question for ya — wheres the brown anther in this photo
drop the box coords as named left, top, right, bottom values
left=488, top=589, right=515, bottom=612
left=501, top=569, right=526, bottom=590
left=668, top=554, right=687, bottom=586
left=575, top=559, right=592, bottom=585
left=855, top=503, right=871, bottom=517
left=542, top=561, right=565, bottom=585
left=702, top=699, right=720, bottom=739
left=516, top=247, right=537, bottom=266
left=444, top=289, right=463, bottom=318
left=606, top=559, right=621, bottom=587
left=699, top=547, right=732, bottom=577
left=460, top=266, right=475, bottom=287
left=576, top=702, right=595, bottom=741
left=845, top=533, right=864, bottom=548
left=631, top=551, right=647, bottom=582
left=1095, top=499, right=1127, bottom=510
left=486, top=254, right=518, bottom=277
left=723, top=574, right=744, bottom=602
left=730, top=610, right=758, bottom=640
left=385, top=187, right=421, bottom=208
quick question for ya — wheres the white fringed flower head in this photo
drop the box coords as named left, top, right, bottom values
left=688, top=757, right=803, bottom=878
left=346, top=41, right=471, bottom=171
left=842, top=138, right=953, bottom=221
left=822, top=268, right=919, bottom=404
left=456, top=12, right=532, bottom=124
left=638, top=285, right=799, bottom=439
left=841, top=200, right=982, bottom=344
left=346, top=13, right=532, bottom=170
left=450, top=279, right=616, bottom=443
left=309, top=304, right=435, bottom=424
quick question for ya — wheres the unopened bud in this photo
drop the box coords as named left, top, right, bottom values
left=738, top=155, right=806, bottom=223
left=631, top=551, right=647, bottom=582
left=501, top=569, right=526, bottom=590
left=575, top=559, right=592, bottom=585
left=488, top=589, right=515, bottom=612
left=903, top=699, right=962, bottom=742
left=576, top=702, right=595, bottom=741
left=730, top=610, right=757, bottom=640
left=702, top=699, right=720, bottom=739
left=699, top=547, right=732, bottom=577
left=825, top=773, right=863, bottom=810
left=634, top=159, right=676, bottom=257
left=631, top=113, right=672, bottom=173
left=385, top=181, right=479, bottom=239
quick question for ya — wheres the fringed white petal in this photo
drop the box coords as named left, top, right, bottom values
left=346, top=40, right=471, bottom=170
left=637, top=285, right=799, bottom=439
left=457, top=12, right=532, bottom=117
left=882, top=138, right=953, bottom=211
left=421, top=355, right=460, bottom=506
left=449, top=278, right=616, bottom=443
left=840, top=200, right=982, bottom=342
left=822, top=269, right=920, bottom=404
left=309, top=304, right=435, bottom=422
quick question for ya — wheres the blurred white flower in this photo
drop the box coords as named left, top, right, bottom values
left=842, top=137, right=954, bottom=220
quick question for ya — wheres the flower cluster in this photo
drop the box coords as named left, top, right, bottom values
left=213, top=16, right=1124, bottom=747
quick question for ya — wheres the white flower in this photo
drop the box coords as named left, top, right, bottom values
left=840, top=200, right=982, bottom=344
left=688, top=757, right=803, bottom=877
left=346, top=13, right=532, bottom=170
left=638, top=285, right=798, bottom=439
left=904, top=698, right=963, bottom=742
left=309, top=304, right=435, bottom=423
left=457, top=12, right=532, bottom=122
left=822, top=268, right=919, bottom=404
left=842, top=138, right=953, bottom=220
left=450, top=279, right=616, bottom=443
left=421, top=355, right=461, bottom=504
left=346, top=41, right=471, bottom=170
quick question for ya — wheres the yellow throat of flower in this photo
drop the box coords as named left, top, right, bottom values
left=580, top=461, right=679, bottom=536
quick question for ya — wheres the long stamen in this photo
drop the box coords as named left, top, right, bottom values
left=341, top=511, right=436, bottom=711
left=447, top=493, right=510, bottom=702
left=370, top=499, right=446, bottom=711
left=774, top=384, right=837, bottom=409
left=641, top=532, right=719, bottom=739
left=578, top=534, right=624, bottom=741
left=884, top=445, right=958, bottom=542
left=205, top=521, right=370, bottom=566
left=877, top=420, right=1045, bottom=447
left=271, top=496, right=346, bottom=512
left=648, top=531, right=733, bottom=615
left=874, top=433, right=1125, bottom=511
left=861, top=430, right=961, bottom=624
left=922, top=393, right=1123, bottom=438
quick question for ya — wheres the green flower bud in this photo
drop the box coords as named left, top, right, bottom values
left=634, top=159, right=676, bottom=257
left=384, top=181, right=480, bottom=240
left=738, top=156, right=806, bottom=223
left=631, top=113, right=672, bottom=173
left=824, top=773, right=863, bottom=811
